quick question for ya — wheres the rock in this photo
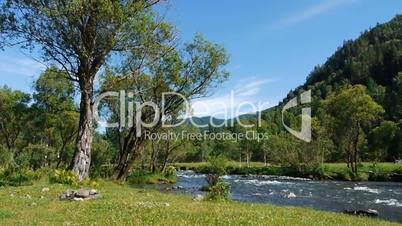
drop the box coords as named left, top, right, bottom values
left=89, top=189, right=97, bottom=195
left=75, top=189, right=90, bottom=198
left=59, top=189, right=101, bottom=201
left=41, top=187, right=50, bottom=192
left=193, top=194, right=204, bottom=201
left=343, top=209, right=379, bottom=217
left=286, top=193, right=297, bottom=199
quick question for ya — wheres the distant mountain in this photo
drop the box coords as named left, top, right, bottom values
left=185, top=113, right=261, bottom=129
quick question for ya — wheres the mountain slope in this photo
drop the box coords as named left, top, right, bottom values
left=278, top=15, right=402, bottom=121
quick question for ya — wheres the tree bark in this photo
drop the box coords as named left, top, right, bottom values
left=70, top=84, right=94, bottom=181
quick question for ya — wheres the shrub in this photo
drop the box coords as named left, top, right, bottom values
left=90, top=164, right=114, bottom=179
left=368, top=164, right=391, bottom=181
left=164, top=166, right=177, bottom=179
left=127, top=169, right=176, bottom=184
left=206, top=182, right=229, bottom=201
left=353, top=172, right=369, bottom=181
left=0, top=146, right=12, bottom=169
left=334, top=169, right=354, bottom=181
left=49, top=169, right=78, bottom=186
left=0, top=167, right=41, bottom=186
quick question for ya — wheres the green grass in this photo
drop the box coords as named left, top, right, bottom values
left=127, top=172, right=176, bottom=184
left=0, top=180, right=400, bottom=225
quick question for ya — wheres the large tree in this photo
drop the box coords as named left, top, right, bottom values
left=101, top=34, right=229, bottom=180
left=0, top=86, right=30, bottom=151
left=322, top=85, right=384, bottom=173
left=32, top=68, right=79, bottom=168
left=0, top=0, right=163, bottom=180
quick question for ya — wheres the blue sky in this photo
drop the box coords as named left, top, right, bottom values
left=0, top=0, right=401, bottom=118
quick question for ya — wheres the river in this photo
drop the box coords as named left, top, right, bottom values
left=158, top=171, right=402, bottom=222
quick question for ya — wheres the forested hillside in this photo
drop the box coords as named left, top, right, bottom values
left=282, top=15, right=402, bottom=120
left=196, top=15, right=402, bottom=171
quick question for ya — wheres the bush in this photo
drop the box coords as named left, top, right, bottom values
left=353, top=172, right=369, bottom=181
left=49, top=169, right=78, bottom=186
left=368, top=164, right=391, bottom=181
left=208, top=155, right=227, bottom=176
left=206, top=182, right=229, bottom=201
left=0, top=167, right=41, bottom=186
left=90, top=164, right=114, bottom=179
left=334, top=169, right=354, bottom=181
left=127, top=169, right=176, bottom=184
left=0, top=146, right=13, bottom=169
left=13, top=144, right=56, bottom=170
left=164, top=166, right=177, bottom=179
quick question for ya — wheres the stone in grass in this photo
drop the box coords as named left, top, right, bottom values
left=41, top=187, right=50, bottom=192
left=193, top=194, right=204, bottom=201
left=75, top=189, right=90, bottom=198
left=59, top=189, right=101, bottom=201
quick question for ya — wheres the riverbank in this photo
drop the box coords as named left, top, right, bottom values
left=0, top=180, right=399, bottom=225
left=173, top=162, right=402, bottom=182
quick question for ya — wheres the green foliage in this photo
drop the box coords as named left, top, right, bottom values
left=206, top=155, right=228, bottom=187
left=49, top=170, right=78, bottom=186
left=206, top=182, right=230, bottom=201
left=0, top=145, right=12, bottom=169
left=89, top=136, right=116, bottom=179
left=0, top=167, right=41, bottom=187
left=322, top=85, right=384, bottom=173
left=127, top=169, right=176, bottom=185
left=163, top=166, right=177, bottom=178
left=207, top=155, right=227, bottom=176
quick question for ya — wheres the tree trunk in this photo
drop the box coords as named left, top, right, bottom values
left=264, top=152, right=267, bottom=166
left=70, top=86, right=94, bottom=181
left=150, top=142, right=158, bottom=173
left=113, top=136, right=146, bottom=181
left=352, top=122, right=360, bottom=174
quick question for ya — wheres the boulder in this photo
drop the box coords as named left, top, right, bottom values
left=343, top=209, right=379, bottom=217
left=75, top=189, right=90, bottom=198
left=59, top=189, right=101, bottom=201
left=193, top=194, right=204, bottom=201
left=89, top=189, right=97, bottom=195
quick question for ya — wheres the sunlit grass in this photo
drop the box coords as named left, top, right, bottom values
left=0, top=180, right=400, bottom=225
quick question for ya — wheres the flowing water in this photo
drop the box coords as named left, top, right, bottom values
left=161, top=171, right=402, bottom=222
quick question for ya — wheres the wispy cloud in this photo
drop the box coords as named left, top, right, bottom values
left=274, top=0, right=356, bottom=28
left=189, top=78, right=275, bottom=119
left=0, top=55, right=45, bottom=77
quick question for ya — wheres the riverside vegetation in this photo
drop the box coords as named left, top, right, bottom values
left=0, top=1, right=402, bottom=225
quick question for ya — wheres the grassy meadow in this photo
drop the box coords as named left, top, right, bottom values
left=0, top=180, right=400, bottom=226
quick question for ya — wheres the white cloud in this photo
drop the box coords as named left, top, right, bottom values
left=275, top=0, right=356, bottom=28
left=0, top=55, right=45, bottom=77
left=188, top=78, right=275, bottom=119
